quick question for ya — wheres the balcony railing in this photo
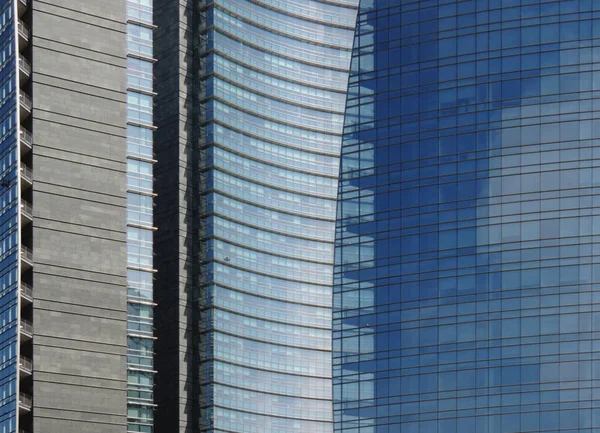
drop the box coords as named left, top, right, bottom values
left=20, top=245, right=32, bottom=264
left=20, top=319, right=32, bottom=335
left=19, top=55, right=31, bottom=76
left=21, top=200, right=32, bottom=218
left=20, top=128, right=32, bottom=148
left=18, top=20, right=29, bottom=37
left=20, top=163, right=32, bottom=183
left=17, top=20, right=29, bottom=42
left=19, top=392, right=32, bottom=409
left=21, top=281, right=32, bottom=296
left=20, top=92, right=32, bottom=112
left=20, top=282, right=33, bottom=305
left=19, top=356, right=32, bottom=372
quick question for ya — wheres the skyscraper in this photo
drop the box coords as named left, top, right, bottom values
left=3, top=0, right=369, bottom=432
left=0, top=0, right=156, bottom=432
left=334, top=1, right=600, bottom=433
left=153, top=1, right=358, bottom=432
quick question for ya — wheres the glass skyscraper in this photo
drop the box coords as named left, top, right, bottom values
left=196, top=1, right=358, bottom=430
left=153, top=0, right=358, bottom=431
left=334, top=1, right=600, bottom=433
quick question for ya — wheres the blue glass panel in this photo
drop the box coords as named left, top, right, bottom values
left=334, top=2, right=600, bottom=433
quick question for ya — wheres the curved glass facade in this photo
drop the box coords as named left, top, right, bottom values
left=334, top=1, right=600, bottom=433
left=199, top=1, right=358, bottom=432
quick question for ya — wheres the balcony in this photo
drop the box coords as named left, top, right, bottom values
left=18, top=20, right=29, bottom=50
left=19, top=356, right=32, bottom=376
left=20, top=246, right=32, bottom=271
left=18, top=0, right=27, bottom=18
left=18, top=392, right=31, bottom=414
left=20, top=282, right=32, bottom=305
left=20, top=200, right=32, bottom=225
left=19, top=92, right=32, bottom=120
left=20, top=128, right=32, bottom=154
left=20, top=319, right=33, bottom=341
left=19, top=55, right=30, bottom=84
left=20, top=163, right=32, bottom=190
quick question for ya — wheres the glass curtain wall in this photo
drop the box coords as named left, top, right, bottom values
left=197, top=0, right=358, bottom=432
left=126, top=0, right=156, bottom=431
left=334, top=1, right=600, bottom=433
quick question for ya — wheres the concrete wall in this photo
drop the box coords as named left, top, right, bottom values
left=30, top=0, right=128, bottom=431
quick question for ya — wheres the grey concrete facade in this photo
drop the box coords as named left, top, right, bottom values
left=29, top=1, right=128, bottom=431
left=153, top=0, right=196, bottom=431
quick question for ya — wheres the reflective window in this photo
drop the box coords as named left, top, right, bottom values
left=199, top=0, right=359, bottom=430
left=334, top=2, right=600, bottom=433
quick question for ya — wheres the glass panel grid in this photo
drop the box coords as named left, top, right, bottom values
left=333, top=3, right=600, bottom=433
left=126, top=15, right=155, bottom=433
left=199, top=1, right=359, bottom=431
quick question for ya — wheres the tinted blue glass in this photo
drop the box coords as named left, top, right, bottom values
left=334, top=1, right=600, bottom=433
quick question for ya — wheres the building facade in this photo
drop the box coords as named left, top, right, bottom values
left=0, top=0, right=153, bottom=432
left=125, top=0, right=156, bottom=431
left=28, top=0, right=131, bottom=431
left=153, top=0, right=357, bottom=432
left=334, top=1, right=600, bottom=433
left=0, top=0, right=360, bottom=431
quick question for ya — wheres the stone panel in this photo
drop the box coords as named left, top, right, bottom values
left=30, top=1, right=128, bottom=431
